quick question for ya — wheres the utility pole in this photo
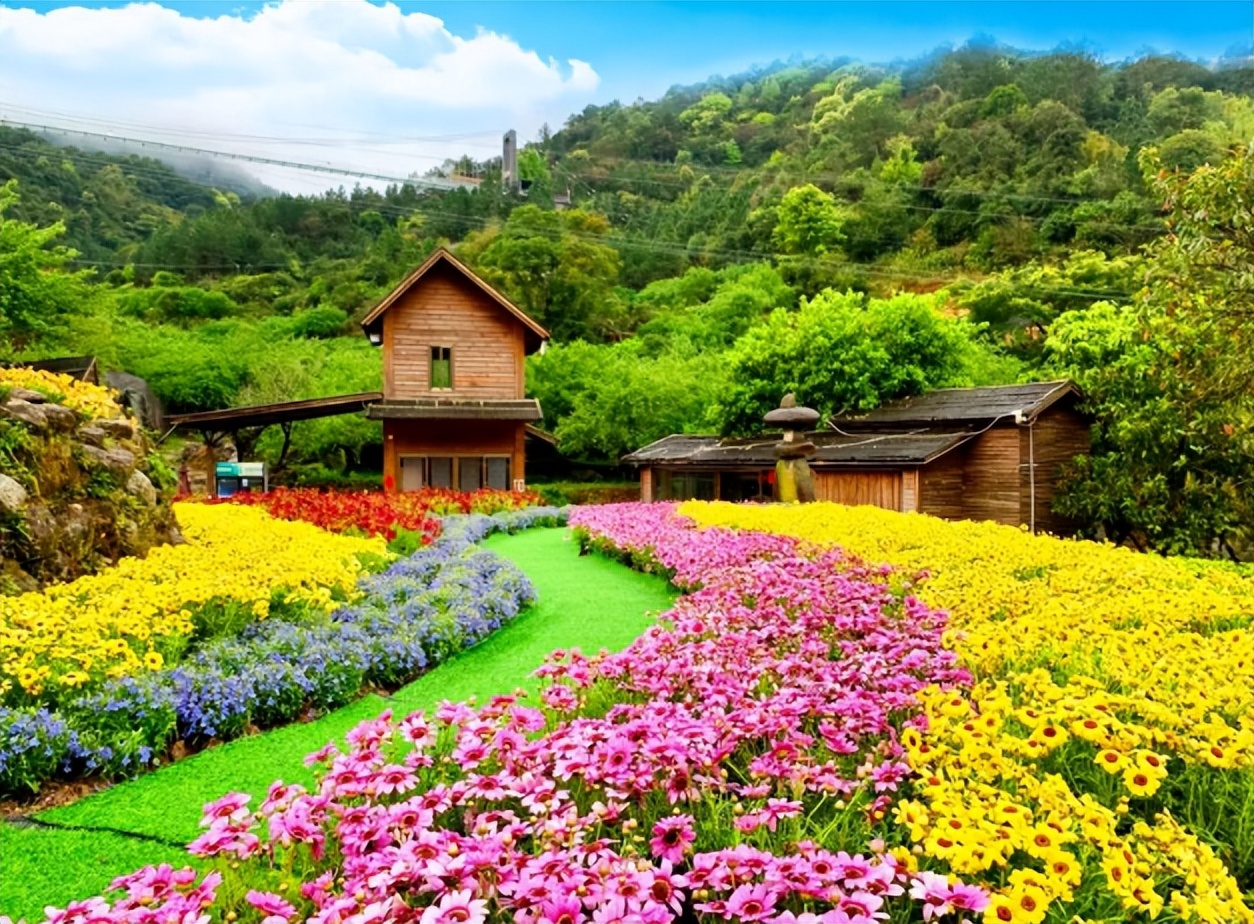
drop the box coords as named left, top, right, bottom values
left=502, top=129, right=520, bottom=193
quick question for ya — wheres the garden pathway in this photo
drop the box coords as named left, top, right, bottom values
left=0, top=527, right=676, bottom=922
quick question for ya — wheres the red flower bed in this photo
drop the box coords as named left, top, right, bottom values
left=209, top=487, right=542, bottom=540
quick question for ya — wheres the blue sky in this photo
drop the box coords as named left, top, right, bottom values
left=424, top=1, right=1254, bottom=97
left=7, top=1, right=1251, bottom=100
left=1, top=1, right=1249, bottom=190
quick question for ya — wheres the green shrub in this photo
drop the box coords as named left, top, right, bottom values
left=292, top=307, right=349, bottom=339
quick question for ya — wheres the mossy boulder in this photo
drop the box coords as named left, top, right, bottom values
left=0, top=391, right=181, bottom=592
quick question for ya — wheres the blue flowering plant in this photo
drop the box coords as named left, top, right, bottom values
left=0, top=508, right=566, bottom=797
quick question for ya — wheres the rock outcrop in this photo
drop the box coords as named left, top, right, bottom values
left=0, top=385, right=181, bottom=593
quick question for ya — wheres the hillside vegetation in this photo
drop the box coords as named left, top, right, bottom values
left=1, top=45, right=1251, bottom=556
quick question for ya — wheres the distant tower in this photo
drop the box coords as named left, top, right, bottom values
left=502, top=130, right=520, bottom=193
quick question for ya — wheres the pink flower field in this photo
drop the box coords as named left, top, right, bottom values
left=22, top=503, right=991, bottom=924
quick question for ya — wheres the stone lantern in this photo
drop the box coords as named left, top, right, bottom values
left=764, top=393, right=819, bottom=503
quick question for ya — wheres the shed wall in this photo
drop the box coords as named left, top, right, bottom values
left=1020, top=406, right=1092, bottom=536
left=901, top=470, right=919, bottom=513
left=918, top=448, right=966, bottom=520
left=813, top=471, right=903, bottom=510
left=383, top=263, right=525, bottom=400
left=960, top=428, right=1022, bottom=526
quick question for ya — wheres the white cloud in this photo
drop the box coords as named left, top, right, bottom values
left=0, top=1, right=599, bottom=191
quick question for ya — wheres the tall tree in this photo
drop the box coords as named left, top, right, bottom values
left=1049, top=144, right=1254, bottom=556
left=711, top=290, right=1003, bottom=435
left=458, top=206, right=623, bottom=343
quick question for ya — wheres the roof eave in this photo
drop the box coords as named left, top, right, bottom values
left=360, top=248, right=550, bottom=344
left=365, top=399, right=543, bottom=422
left=1020, top=380, right=1082, bottom=423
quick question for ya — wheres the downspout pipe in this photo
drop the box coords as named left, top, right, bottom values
left=1014, top=411, right=1037, bottom=534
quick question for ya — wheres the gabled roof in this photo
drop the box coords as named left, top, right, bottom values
left=834, top=381, right=1080, bottom=429
left=361, top=247, right=549, bottom=350
left=623, top=430, right=978, bottom=468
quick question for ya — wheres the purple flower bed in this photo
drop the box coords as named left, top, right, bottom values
left=40, top=502, right=988, bottom=924
left=0, top=509, right=565, bottom=796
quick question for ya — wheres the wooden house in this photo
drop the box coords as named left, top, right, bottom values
left=624, top=382, right=1092, bottom=534
left=361, top=248, right=549, bottom=493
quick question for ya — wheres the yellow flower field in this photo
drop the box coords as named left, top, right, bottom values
left=0, top=367, right=121, bottom=420
left=681, top=501, right=1254, bottom=923
left=0, top=503, right=386, bottom=702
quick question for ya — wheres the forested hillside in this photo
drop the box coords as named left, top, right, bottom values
left=2, top=45, right=1251, bottom=555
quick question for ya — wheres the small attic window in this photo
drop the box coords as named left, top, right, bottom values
left=430, top=346, right=452, bottom=389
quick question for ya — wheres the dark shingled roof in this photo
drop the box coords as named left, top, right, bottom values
left=835, top=381, right=1077, bottom=428
left=623, top=383, right=1085, bottom=470
left=623, top=430, right=977, bottom=468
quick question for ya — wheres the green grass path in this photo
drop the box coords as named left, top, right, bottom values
left=0, top=528, right=675, bottom=921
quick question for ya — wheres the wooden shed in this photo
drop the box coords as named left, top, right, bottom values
left=361, top=247, right=549, bottom=493
left=625, top=381, right=1091, bottom=534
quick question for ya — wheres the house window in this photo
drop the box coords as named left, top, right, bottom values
left=399, top=456, right=424, bottom=492
left=458, top=456, right=483, bottom=491
left=657, top=470, right=716, bottom=501
left=719, top=471, right=772, bottom=502
left=430, top=346, right=452, bottom=389
left=486, top=457, right=510, bottom=491
left=428, top=456, right=453, bottom=489
left=396, top=456, right=510, bottom=492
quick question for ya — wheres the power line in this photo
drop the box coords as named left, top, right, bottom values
left=0, top=124, right=1138, bottom=302
left=549, top=171, right=1165, bottom=240
left=541, top=155, right=1168, bottom=237
left=0, top=105, right=503, bottom=150
left=66, top=258, right=293, bottom=271
left=0, top=139, right=462, bottom=199
left=51, top=185, right=1134, bottom=303
left=0, top=120, right=482, bottom=191
left=561, top=151, right=1166, bottom=209
left=1, top=119, right=1162, bottom=240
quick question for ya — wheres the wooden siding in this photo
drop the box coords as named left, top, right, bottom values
left=632, top=407, right=1091, bottom=531
left=1020, top=406, right=1092, bottom=536
left=901, top=470, right=919, bottom=513
left=959, top=428, right=1021, bottom=526
left=383, top=418, right=526, bottom=492
left=918, top=448, right=966, bottom=520
left=383, top=263, right=525, bottom=401
left=813, top=471, right=902, bottom=509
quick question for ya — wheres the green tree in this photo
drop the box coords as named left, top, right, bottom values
left=679, top=93, right=733, bottom=132
left=712, top=289, right=1005, bottom=435
left=948, top=250, right=1145, bottom=360
left=635, top=263, right=795, bottom=352
left=1157, top=129, right=1225, bottom=171
left=811, top=77, right=904, bottom=169
left=1047, top=144, right=1254, bottom=556
left=772, top=184, right=846, bottom=256
left=518, top=149, right=555, bottom=204
left=528, top=341, right=725, bottom=461
left=1146, top=86, right=1222, bottom=134
left=980, top=84, right=1029, bottom=119
left=460, top=206, right=623, bottom=342
left=0, top=180, right=95, bottom=356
